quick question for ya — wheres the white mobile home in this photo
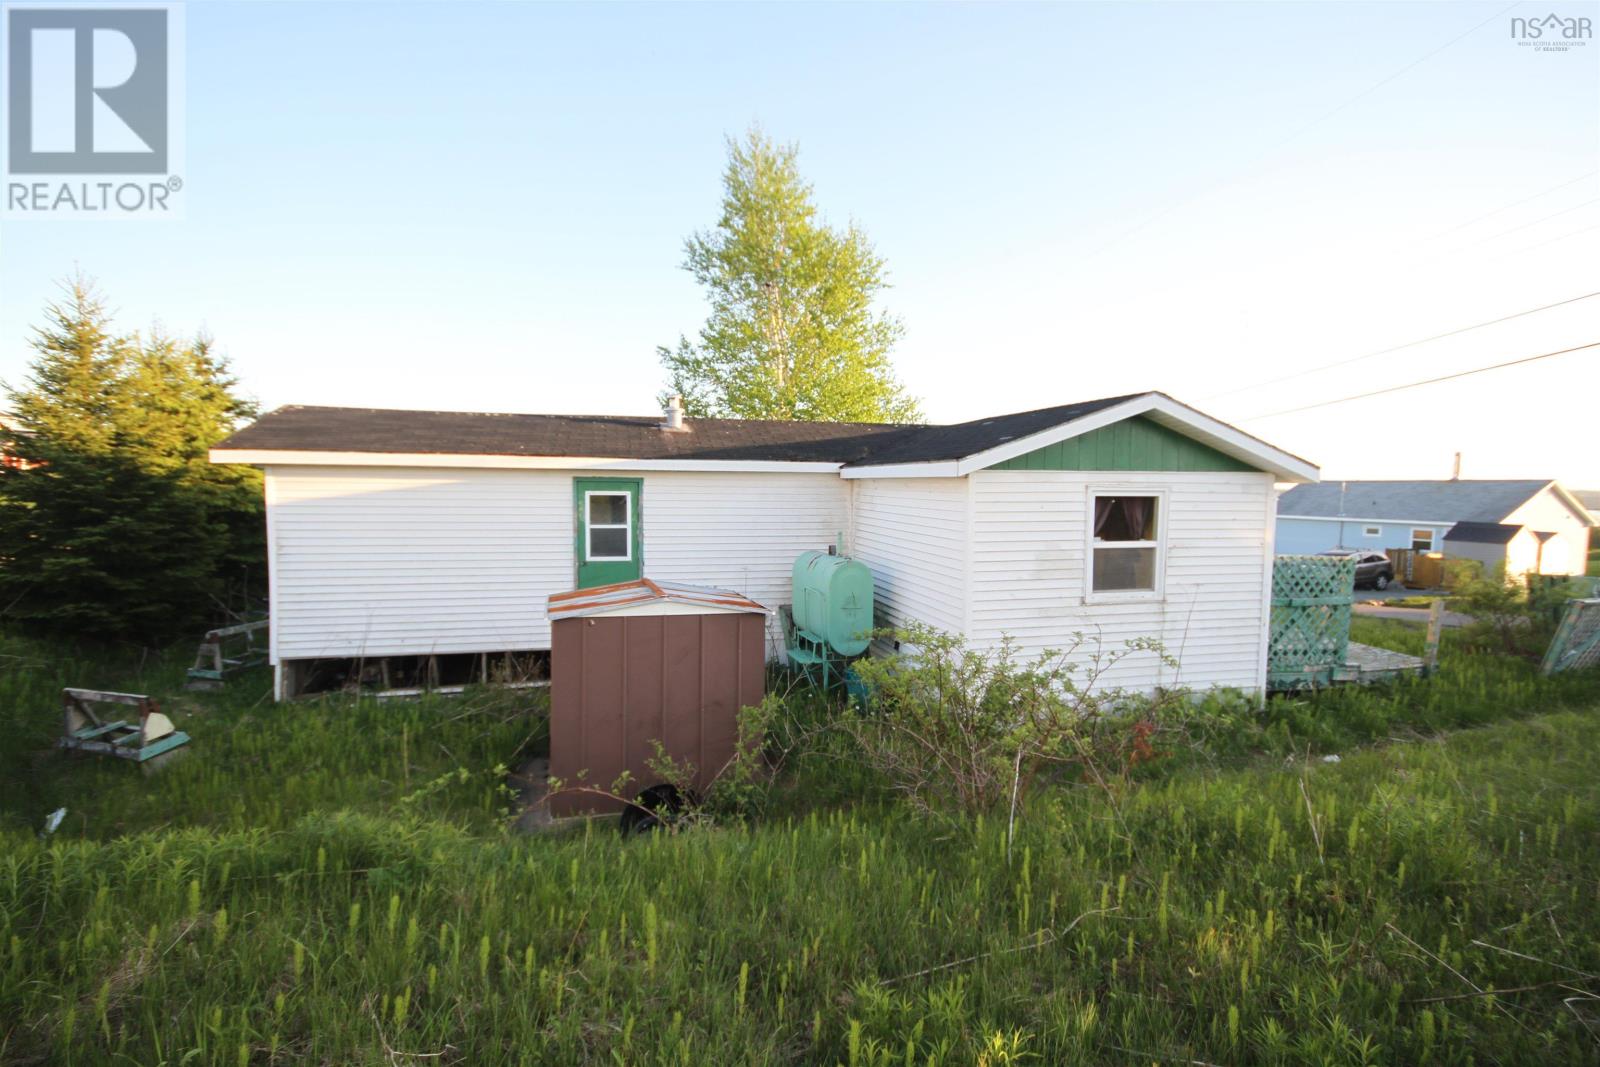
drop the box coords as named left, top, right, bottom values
left=211, top=392, right=1318, bottom=698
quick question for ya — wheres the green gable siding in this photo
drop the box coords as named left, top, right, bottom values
left=986, top=416, right=1256, bottom=473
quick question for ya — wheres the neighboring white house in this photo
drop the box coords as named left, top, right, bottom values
left=211, top=392, right=1318, bottom=699
left=1276, top=480, right=1594, bottom=578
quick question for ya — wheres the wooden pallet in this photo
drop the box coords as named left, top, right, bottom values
left=58, top=688, right=190, bottom=763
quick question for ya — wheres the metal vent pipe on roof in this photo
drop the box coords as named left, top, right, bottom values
left=661, top=395, right=687, bottom=432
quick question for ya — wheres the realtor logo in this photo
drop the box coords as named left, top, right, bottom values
left=1510, top=12, right=1592, bottom=49
left=3, top=4, right=183, bottom=217
left=7, top=7, right=167, bottom=172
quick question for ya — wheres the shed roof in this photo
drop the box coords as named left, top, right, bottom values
left=1278, top=480, right=1552, bottom=523
left=547, top=578, right=768, bottom=620
left=1443, top=521, right=1522, bottom=545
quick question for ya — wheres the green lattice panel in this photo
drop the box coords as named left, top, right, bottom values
left=1269, top=554, right=1356, bottom=690
left=1543, top=599, right=1600, bottom=675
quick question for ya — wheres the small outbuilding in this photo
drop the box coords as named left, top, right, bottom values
left=546, top=578, right=768, bottom=816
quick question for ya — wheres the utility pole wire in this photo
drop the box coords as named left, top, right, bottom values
left=1494, top=220, right=1600, bottom=261
left=1430, top=169, right=1598, bottom=240
left=1246, top=340, right=1600, bottom=420
left=1466, top=196, right=1600, bottom=249
left=1203, top=290, right=1600, bottom=402
left=1082, top=1, right=1518, bottom=261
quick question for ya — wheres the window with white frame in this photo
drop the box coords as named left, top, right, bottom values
left=1090, top=494, right=1162, bottom=594
left=1410, top=528, right=1434, bottom=552
left=1363, top=526, right=1381, bottom=537
left=585, top=491, right=632, bottom=561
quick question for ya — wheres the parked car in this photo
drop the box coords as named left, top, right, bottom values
left=1319, top=549, right=1395, bottom=590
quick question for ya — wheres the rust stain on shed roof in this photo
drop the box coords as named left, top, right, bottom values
left=547, top=578, right=768, bottom=620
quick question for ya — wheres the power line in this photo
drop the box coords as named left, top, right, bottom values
left=1203, top=289, right=1600, bottom=401
left=1247, top=340, right=1600, bottom=420
left=1083, top=2, right=1519, bottom=260
left=1431, top=169, right=1599, bottom=239
left=1494, top=220, right=1600, bottom=261
left=1467, top=196, right=1600, bottom=248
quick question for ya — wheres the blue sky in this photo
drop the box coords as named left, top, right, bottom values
left=2, top=0, right=1597, bottom=482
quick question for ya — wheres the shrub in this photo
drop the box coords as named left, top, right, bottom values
left=648, top=693, right=783, bottom=824
left=1452, top=564, right=1580, bottom=656
left=840, top=625, right=1175, bottom=820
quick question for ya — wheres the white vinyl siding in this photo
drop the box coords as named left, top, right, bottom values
left=639, top=472, right=851, bottom=653
left=965, top=469, right=1276, bottom=692
left=265, top=467, right=848, bottom=661
left=267, top=467, right=571, bottom=660
left=1502, top=487, right=1593, bottom=576
left=850, top=477, right=968, bottom=635
left=263, top=461, right=1279, bottom=696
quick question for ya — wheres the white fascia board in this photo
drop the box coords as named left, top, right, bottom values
left=210, top=449, right=844, bottom=474
left=1545, top=482, right=1599, bottom=527
left=572, top=600, right=771, bottom=619
left=843, top=393, right=1320, bottom=482
left=952, top=396, right=1155, bottom=476
left=1137, top=395, right=1320, bottom=483
left=1281, top=514, right=1455, bottom=527
left=839, top=460, right=961, bottom=479
left=964, top=394, right=1319, bottom=482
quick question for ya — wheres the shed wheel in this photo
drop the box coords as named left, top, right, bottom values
left=1374, top=574, right=1390, bottom=590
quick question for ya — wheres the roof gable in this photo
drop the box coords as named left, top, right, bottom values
left=840, top=392, right=1318, bottom=481
left=833, top=395, right=1141, bottom=466
left=986, top=415, right=1254, bottom=473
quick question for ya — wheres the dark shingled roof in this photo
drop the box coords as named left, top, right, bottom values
left=1443, top=521, right=1522, bottom=545
left=215, top=394, right=1153, bottom=467
left=216, top=405, right=923, bottom=464
left=1277, top=480, right=1551, bottom=523
left=837, top=394, right=1143, bottom=466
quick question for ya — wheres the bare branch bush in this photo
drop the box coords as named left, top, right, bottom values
left=839, top=625, right=1179, bottom=824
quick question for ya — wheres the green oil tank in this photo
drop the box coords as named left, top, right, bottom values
left=792, top=550, right=874, bottom=657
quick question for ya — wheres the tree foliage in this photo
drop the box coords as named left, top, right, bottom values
left=0, top=277, right=262, bottom=643
left=659, top=129, right=921, bottom=424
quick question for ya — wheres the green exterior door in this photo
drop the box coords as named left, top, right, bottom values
left=574, top=478, right=642, bottom=588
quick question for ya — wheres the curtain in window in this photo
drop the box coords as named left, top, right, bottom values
left=1094, top=496, right=1153, bottom=541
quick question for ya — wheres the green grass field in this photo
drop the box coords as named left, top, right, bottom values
left=4, top=627, right=1600, bottom=1065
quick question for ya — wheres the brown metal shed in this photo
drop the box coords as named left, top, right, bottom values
left=546, top=578, right=768, bottom=816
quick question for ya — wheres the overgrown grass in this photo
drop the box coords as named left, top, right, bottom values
left=6, top=708, right=1600, bottom=1064
left=5, top=628, right=1600, bottom=1064
left=0, top=631, right=544, bottom=839
left=1174, top=617, right=1600, bottom=764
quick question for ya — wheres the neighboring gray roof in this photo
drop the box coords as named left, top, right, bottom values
left=1277, top=480, right=1552, bottom=523
left=1443, top=521, right=1522, bottom=545
left=1573, top=489, right=1600, bottom=516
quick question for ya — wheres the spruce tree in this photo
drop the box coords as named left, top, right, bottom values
left=659, top=129, right=921, bottom=423
left=0, top=278, right=262, bottom=643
